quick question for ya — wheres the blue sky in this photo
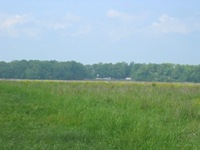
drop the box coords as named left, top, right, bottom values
left=0, top=0, right=200, bottom=65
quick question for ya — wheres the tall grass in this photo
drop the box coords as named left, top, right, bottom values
left=0, top=80, right=200, bottom=149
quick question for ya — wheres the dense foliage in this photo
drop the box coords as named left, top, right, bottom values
left=0, top=60, right=200, bottom=82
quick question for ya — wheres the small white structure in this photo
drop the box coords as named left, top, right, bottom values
left=125, top=77, right=132, bottom=81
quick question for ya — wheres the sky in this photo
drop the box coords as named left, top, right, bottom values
left=0, top=0, right=200, bottom=65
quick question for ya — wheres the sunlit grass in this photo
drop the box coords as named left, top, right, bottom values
left=0, top=80, right=200, bottom=149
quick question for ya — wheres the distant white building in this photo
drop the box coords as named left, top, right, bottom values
left=125, top=77, right=132, bottom=80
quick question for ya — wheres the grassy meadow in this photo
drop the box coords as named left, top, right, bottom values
left=0, top=80, right=200, bottom=149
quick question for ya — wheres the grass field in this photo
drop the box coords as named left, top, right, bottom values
left=0, top=80, right=200, bottom=149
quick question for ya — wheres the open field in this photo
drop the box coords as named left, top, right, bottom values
left=0, top=80, right=200, bottom=149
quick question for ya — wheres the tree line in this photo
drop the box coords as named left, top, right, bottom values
left=0, top=60, right=200, bottom=82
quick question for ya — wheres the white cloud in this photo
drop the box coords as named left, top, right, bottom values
left=31, top=12, right=81, bottom=31
left=0, top=14, right=30, bottom=28
left=0, top=13, right=34, bottom=37
left=0, top=13, right=47, bottom=38
left=52, top=23, right=68, bottom=30
left=50, top=13, right=81, bottom=30
left=107, top=9, right=135, bottom=22
left=151, top=14, right=189, bottom=34
left=105, top=9, right=150, bottom=41
left=0, top=12, right=82, bottom=37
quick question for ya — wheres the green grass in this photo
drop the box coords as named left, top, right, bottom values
left=0, top=80, right=200, bottom=149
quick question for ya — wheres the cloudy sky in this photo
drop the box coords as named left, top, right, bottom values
left=0, top=0, right=200, bottom=65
